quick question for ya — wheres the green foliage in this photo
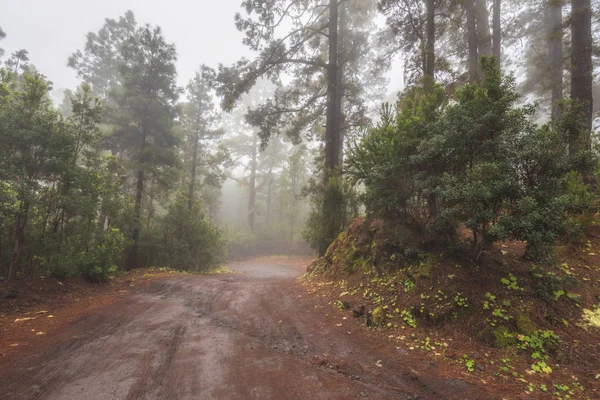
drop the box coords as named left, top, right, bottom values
left=372, top=306, right=385, bottom=326
left=461, top=355, right=476, bottom=373
left=516, top=329, right=560, bottom=373
left=81, top=229, right=126, bottom=282
left=348, top=58, right=597, bottom=261
left=501, top=273, right=524, bottom=291
left=400, top=309, right=417, bottom=328
left=159, top=193, right=226, bottom=272
left=303, top=174, right=358, bottom=255
left=531, top=266, right=576, bottom=303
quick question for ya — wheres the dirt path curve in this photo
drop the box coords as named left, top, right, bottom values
left=0, top=259, right=491, bottom=400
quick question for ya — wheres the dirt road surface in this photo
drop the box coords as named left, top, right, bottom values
left=0, top=259, right=491, bottom=400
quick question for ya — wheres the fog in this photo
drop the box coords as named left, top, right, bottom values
left=1, top=0, right=597, bottom=275
left=1, top=1, right=249, bottom=91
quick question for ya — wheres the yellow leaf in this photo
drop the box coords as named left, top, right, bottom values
left=14, top=317, right=36, bottom=322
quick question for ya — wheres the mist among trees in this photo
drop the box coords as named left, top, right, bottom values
left=1, top=0, right=599, bottom=281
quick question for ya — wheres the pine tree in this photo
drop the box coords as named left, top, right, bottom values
left=112, top=25, right=181, bottom=269
left=182, top=69, right=230, bottom=211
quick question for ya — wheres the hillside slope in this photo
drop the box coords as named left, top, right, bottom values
left=304, top=218, right=600, bottom=400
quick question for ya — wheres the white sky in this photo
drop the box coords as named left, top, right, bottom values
left=0, top=0, right=403, bottom=100
left=0, top=0, right=250, bottom=91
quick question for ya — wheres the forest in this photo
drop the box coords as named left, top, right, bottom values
left=1, top=0, right=600, bottom=398
left=0, top=0, right=596, bottom=276
left=1, top=0, right=594, bottom=281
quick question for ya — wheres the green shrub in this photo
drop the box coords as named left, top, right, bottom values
left=347, top=58, right=597, bottom=261
left=159, top=193, right=227, bottom=272
left=80, top=229, right=125, bottom=282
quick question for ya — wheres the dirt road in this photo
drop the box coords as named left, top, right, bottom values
left=0, top=259, right=490, bottom=400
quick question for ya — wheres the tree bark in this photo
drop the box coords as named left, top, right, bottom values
left=325, top=0, right=341, bottom=178
left=247, top=133, right=257, bottom=232
left=128, top=131, right=146, bottom=270
left=337, top=1, right=347, bottom=166
left=474, top=0, right=493, bottom=57
left=425, top=0, right=435, bottom=90
left=425, top=0, right=437, bottom=218
left=8, top=201, right=29, bottom=281
left=548, top=0, right=563, bottom=120
left=266, top=177, right=272, bottom=225
left=188, top=129, right=200, bottom=210
left=465, top=0, right=479, bottom=82
left=321, top=0, right=342, bottom=256
left=492, top=0, right=501, bottom=62
left=570, top=0, right=593, bottom=153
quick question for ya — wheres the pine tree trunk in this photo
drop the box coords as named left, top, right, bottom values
left=337, top=2, right=347, bottom=166
left=321, top=0, right=342, bottom=256
left=548, top=0, right=563, bottom=120
left=465, top=0, right=479, bottom=82
left=570, top=0, right=593, bottom=153
left=425, top=0, right=435, bottom=89
left=8, top=201, right=29, bottom=281
left=425, top=0, right=437, bottom=218
left=474, top=0, right=493, bottom=57
left=266, top=178, right=272, bottom=225
left=128, top=169, right=144, bottom=270
left=188, top=130, right=200, bottom=210
left=128, top=131, right=146, bottom=270
left=247, top=133, right=257, bottom=232
left=325, top=0, right=341, bottom=177
left=492, top=0, right=501, bottom=62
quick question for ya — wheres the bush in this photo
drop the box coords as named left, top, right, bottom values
left=303, top=174, right=358, bottom=255
left=80, top=229, right=126, bottom=282
left=348, top=58, right=597, bottom=261
left=159, top=193, right=227, bottom=272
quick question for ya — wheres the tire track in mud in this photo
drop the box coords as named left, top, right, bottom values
left=0, top=260, right=491, bottom=400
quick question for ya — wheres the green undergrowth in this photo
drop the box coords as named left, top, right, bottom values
left=304, top=218, right=600, bottom=399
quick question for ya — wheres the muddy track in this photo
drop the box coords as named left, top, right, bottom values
left=0, top=261, right=493, bottom=400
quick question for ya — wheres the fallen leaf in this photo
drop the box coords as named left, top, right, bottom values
left=375, top=360, right=383, bottom=367
left=14, top=317, right=36, bottom=322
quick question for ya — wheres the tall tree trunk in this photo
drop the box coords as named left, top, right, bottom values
left=188, top=130, right=200, bottom=210
left=266, top=178, right=272, bottom=225
left=548, top=0, right=563, bottom=120
left=321, top=0, right=342, bottom=256
left=425, top=0, right=435, bottom=89
left=425, top=0, right=437, bottom=218
left=128, top=169, right=144, bottom=270
left=492, top=0, right=501, bottom=62
left=247, top=133, right=257, bottom=232
left=325, top=0, right=341, bottom=177
left=337, top=1, right=347, bottom=166
left=8, top=201, right=29, bottom=281
left=465, top=0, right=479, bottom=82
left=128, top=132, right=146, bottom=270
left=570, top=0, right=593, bottom=154
left=474, top=0, right=492, bottom=57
